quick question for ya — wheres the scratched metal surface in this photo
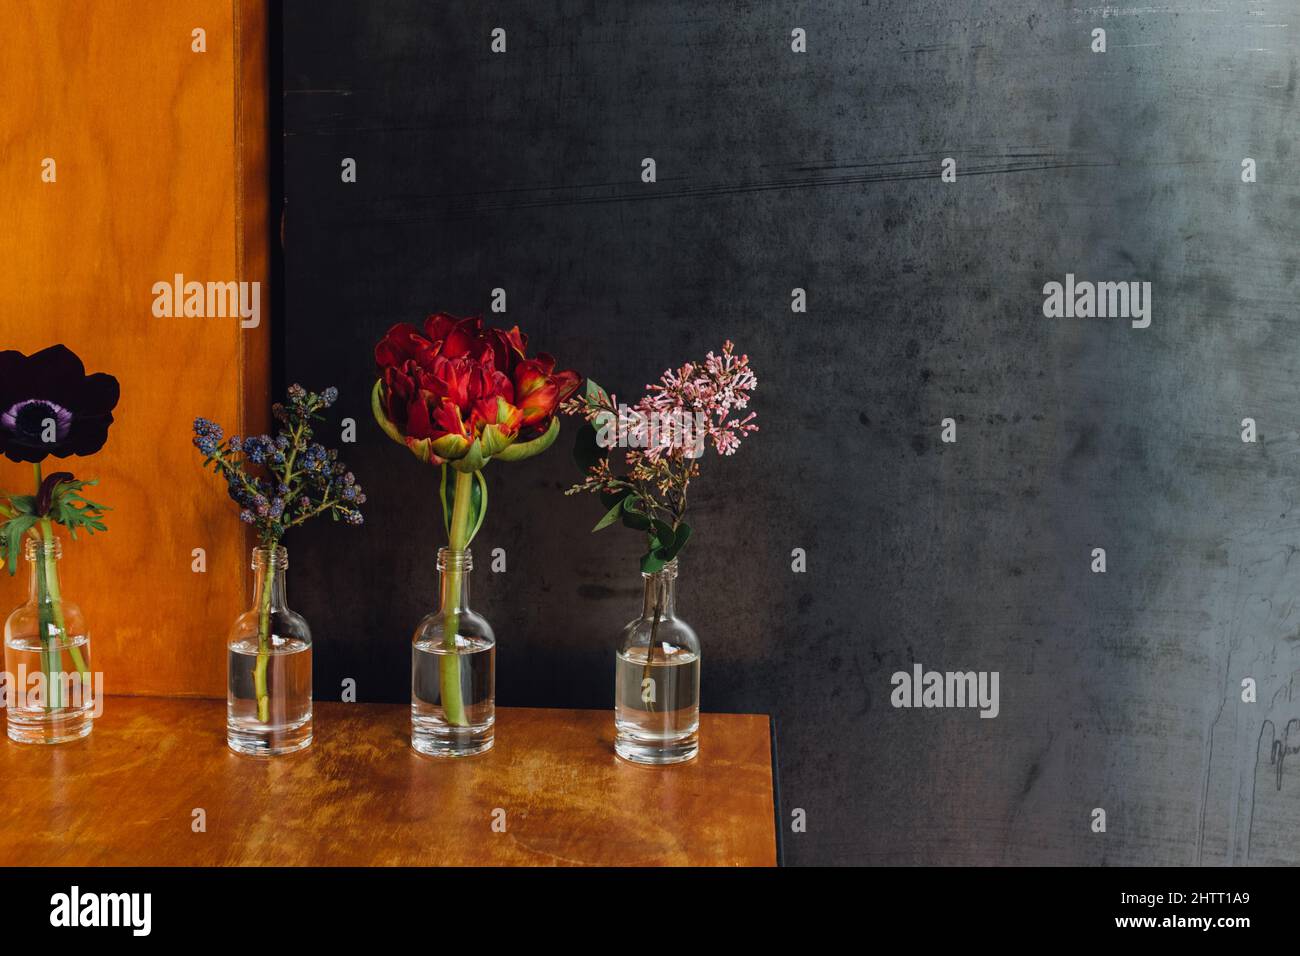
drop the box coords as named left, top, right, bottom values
left=279, top=1, right=1300, bottom=864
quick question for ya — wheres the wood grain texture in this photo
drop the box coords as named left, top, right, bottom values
left=0, top=698, right=777, bottom=866
left=0, top=1, right=269, bottom=697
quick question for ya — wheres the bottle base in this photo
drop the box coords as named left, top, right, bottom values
left=411, top=718, right=494, bottom=757
left=6, top=709, right=93, bottom=745
left=615, top=732, right=699, bottom=765
left=227, top=715, right=312, bottom=756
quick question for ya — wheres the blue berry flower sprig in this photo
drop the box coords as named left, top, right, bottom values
left=192, top=384, right=366, bottom=548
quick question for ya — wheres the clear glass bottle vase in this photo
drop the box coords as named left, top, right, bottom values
left=226, top=545, right=312, bottom=756
left=411, top=547, right=495, bottom=757
left=4, top=536, right=95, bottom=744
left=615, top=559, right=700, bottom=764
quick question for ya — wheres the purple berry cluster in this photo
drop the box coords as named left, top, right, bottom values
left=192, top=385, right=366, bottom=546
left=192, top=417, right=223, bottom=456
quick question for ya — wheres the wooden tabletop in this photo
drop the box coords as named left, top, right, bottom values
left=0, top=698, right=776, bottom=866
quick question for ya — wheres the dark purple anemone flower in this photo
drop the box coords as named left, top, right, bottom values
left=0, top=345, right=120, bottom=464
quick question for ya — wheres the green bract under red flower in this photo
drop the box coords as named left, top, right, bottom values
left=373, top=313, right=579, bottom=471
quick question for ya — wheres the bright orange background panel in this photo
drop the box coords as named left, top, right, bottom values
left=0, top=1, right=270, bottom=697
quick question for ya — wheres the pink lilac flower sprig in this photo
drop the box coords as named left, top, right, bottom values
left=635, top=341, right=757, bottom=459
left=562, top=341, right=757, bottom=573
left=192, top=384, right=366, bottom=548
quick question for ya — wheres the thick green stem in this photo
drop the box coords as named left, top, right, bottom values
left=39, top=519, right=89, bottom=691
left=30, top=465, right=61, bottom=711
left=33, top=537, right=59, bottom=711
left=252, top=551, right=274, bottom=723
left=642, top=577, right=663, bottom=713
left=440, top=469, right=474, bottom=727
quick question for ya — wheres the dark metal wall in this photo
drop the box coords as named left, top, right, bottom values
left=281, top=0, right=1300, bottom=865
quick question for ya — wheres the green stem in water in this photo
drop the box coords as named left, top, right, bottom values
left=440, top=469, right=474, bottom=727
left=39, top=518, right=90, bottom=699
left=252, top=546, right=274, bottom=723
left=33, top=531, right=58, bottom=711
left=641, top=576, right=664, bottom=713
left=30, top=464, right=62, bottom=711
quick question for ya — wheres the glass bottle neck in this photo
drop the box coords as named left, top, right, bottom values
left=250, top=547, right=289, bottom=612
left=26, top=544, right=62, bottom=605
left=641, top=567, right=678, bottom=621
left=437, top=566, right=472, bottom=613
left=252, top=564, right=289, bottom=611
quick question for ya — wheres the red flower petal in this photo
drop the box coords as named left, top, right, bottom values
left=518, top=380, right=560, bottom=425
left=553, top=369, right=581, bottom=403
left=431, top=398, right=471, bottom=439
left=375, top=323, right=439, bottom=370
left=403, top=391, right=439, bottom=440
left=423, top=312, right=459, bottom=345
left=514, top=358, right=549, bottom=400
left=442, top=315, right=484, bottom=358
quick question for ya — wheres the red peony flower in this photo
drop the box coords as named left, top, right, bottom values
left=372, top=313, right=579, bottom=471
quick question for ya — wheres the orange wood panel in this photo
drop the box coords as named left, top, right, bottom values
left=0, top=699, right=779, bottom=866
left=0, top=2, right=270, bottom=697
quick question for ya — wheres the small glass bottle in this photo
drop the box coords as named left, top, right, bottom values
left=411, top=547, right=495, bottom=757
left=226, top=545, right=312, bottom=756
left=4, top=537, right=95, bottom=744
left=615, top=559, right=700, bottom=764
